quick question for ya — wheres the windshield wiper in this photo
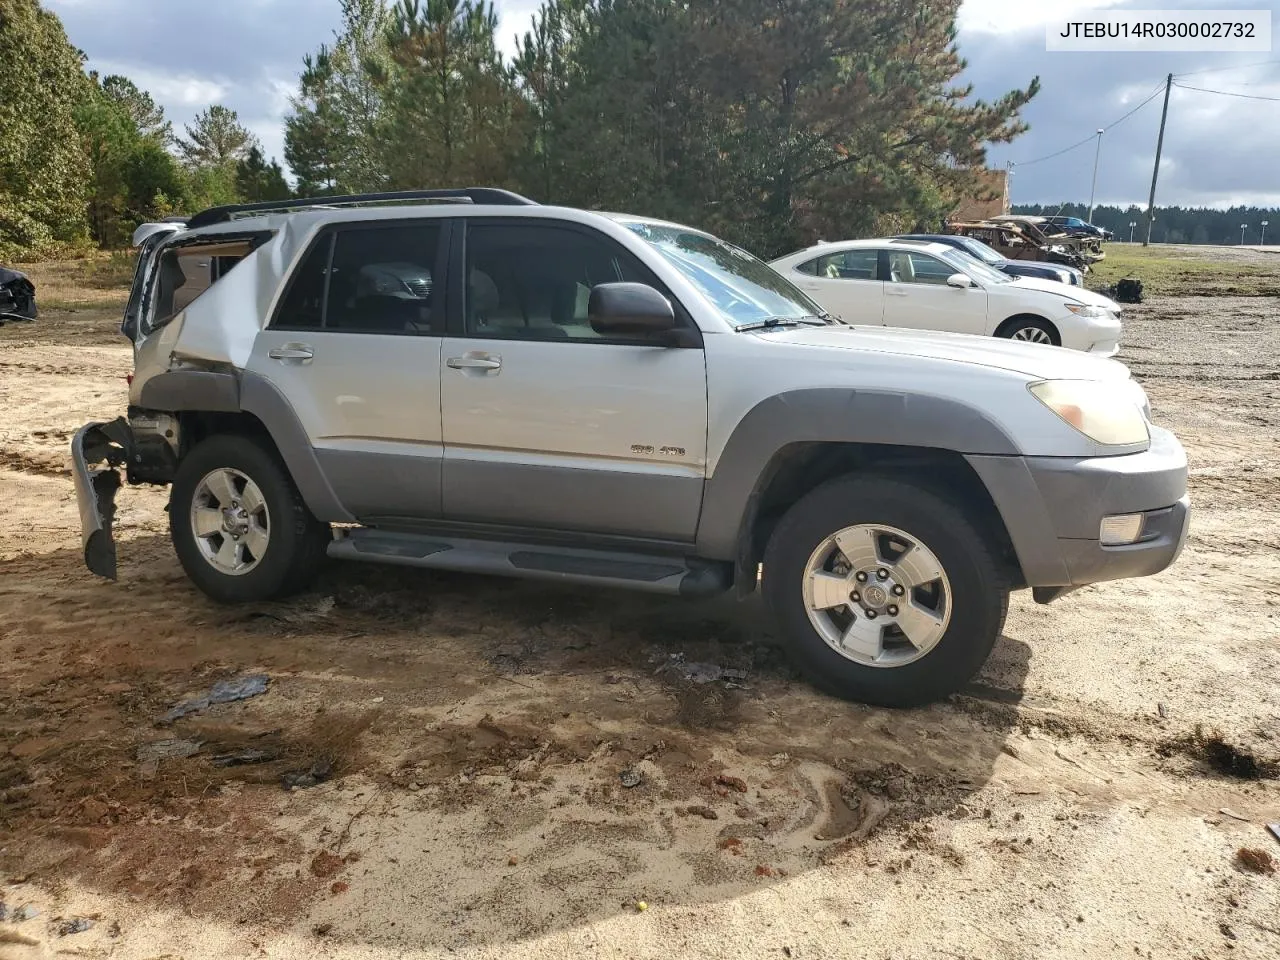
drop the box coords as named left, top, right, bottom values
left=736, top=314, right=832, bottom=332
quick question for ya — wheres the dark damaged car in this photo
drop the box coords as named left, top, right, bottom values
left=0, top=265, right=38, bottom=326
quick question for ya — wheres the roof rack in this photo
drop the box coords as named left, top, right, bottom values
left=185, top=188, right=537, bottom=230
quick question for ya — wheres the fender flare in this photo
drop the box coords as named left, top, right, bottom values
left=694, top=388, right=1021, bottom=563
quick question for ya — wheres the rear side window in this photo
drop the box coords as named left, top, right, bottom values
left=273, top=223, right=443, bottom=334
left=147, top=239, right=255, bottom=333
left=801, top=249, right=881, bottom=281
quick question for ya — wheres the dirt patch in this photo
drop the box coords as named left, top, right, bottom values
left=1161, top=725, right=1280, bottom=780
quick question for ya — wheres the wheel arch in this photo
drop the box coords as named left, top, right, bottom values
left=994, top=313, right=1060, bottom=345
left=695, top=389, right=1024, bottom=594
left=158, top=371, right=354, bottom=524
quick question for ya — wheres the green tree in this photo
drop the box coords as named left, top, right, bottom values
left=101, top=74, right=173, bottom=144
left=178, top=105, right=259, bottom=169
left=285, top=0, right=392, bottom=196
left=235, top=145, right=292, bottom=202
left=381, top=0, right=521, bottom=188
left=0, top=0, right=91, bottom=256
left=286, top=49, right=350, bottom=196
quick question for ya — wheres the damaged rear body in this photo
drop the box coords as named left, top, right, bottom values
left=72, top=218, right=294, bottom=576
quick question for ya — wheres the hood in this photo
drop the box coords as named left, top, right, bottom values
left=1007, top=276, right=1119, bottom=308
left=755, top=324, right=1132, bottom=381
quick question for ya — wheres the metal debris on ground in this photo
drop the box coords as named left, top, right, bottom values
left=57, top=918, right=95, bottom=936
left=0, top=902, right=7, bottom=922
left=619, top=769, right=643, bottom=788
left=663, top=654, right=749, bottom=685
left=1219, top=807, right=1251, bottom=823
left=1268, top=823, right=1280, bottom=845
left=136, top=738, right=201, bottom=777
left=10, top=905, right=40, bottom=922
left=1157, top=702, right=1168, bottom=719
left=282, top=757, right=334, bottom=790
left=159, top=673, right=271, bottom=723
left=210, top=748, right=279, bottom=768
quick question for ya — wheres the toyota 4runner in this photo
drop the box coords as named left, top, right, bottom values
left=72, top=189, right=1190, bottom=707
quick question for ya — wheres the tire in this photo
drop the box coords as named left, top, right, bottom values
left=762, top=474, right=1009, bottom=708
left=169, top=434, right=329, bottom=603
left=996, top=316, right=1059, bottom=346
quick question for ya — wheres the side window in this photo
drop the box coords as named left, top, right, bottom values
left=886, top=251, right=956, bottom=286
left=801, top=249, right=880, bottom=281
left=274, top=235, right=332, bottom=330
left=464, top=222, right=661, bottom=342
left=273, top=223, right=443, bottom=334
left=147, top=239, right=255, bottom=333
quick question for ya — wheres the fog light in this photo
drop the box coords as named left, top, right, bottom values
left=1100, top=513, right=1145, bottom=546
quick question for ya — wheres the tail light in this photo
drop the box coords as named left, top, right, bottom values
left=126, top=374, right=133, bottom=386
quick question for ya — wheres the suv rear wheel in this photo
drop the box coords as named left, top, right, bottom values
left=763, top=475, right=1008, bottom=707
left=170, top=435, right=329, bottom=603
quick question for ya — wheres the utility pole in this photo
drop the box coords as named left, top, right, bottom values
left=1087, top=128, right=1104, bottom=224
left=1144, top=74, right=1173, bottom=247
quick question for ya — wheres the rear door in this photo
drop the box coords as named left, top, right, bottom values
left=882, top=249, right=989, bottom=335
left=246, top=219, right=448, bottom=522
left=788, top=248, right=885, bottom=324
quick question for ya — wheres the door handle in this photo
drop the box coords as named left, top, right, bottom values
left=268, top=344, right=314, bottom=361
left=885, top=289, right=910, bottom=297
left=446, top=355, right=502, bottom=371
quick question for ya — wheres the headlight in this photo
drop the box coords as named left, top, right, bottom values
left=1064, top=303, right=1106, bottom=319
left=1029, top=380, right=1150, bottom=445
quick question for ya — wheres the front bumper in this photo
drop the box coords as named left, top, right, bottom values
left=71, top=418, right=135, bottom=579
left=966, top=425, right=1190, bottom=602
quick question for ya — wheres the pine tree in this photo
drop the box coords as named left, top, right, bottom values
left=178, top=105, right=259, bottom=170
left=236, top=145, right=292, bottom=202
left=101, top=74, right=173, bottom=144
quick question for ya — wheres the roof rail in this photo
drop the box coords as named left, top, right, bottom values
left=185, top=188, right=537, bottom=230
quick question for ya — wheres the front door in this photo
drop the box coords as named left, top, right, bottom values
left=790, top=247, right=885, bottom=324
left=439, top=219, right=709, bottom=541
left=882, top=249, right=989, bottom=336
left=246, top=220, right=448, bottom=521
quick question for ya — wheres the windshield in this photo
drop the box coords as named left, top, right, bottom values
left=949, top=235, right=1004, bottom=266
left=621, top=221, right=824, bottom=327
left=939, top=247, right=1011, bottom=285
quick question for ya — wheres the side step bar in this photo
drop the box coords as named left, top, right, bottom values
left=327, top=529, right=732, bottom=598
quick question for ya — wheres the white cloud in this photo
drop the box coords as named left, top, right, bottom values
left=959, top=0, right=1130, bottom=35
left=89, top=60, right=228, bottom=106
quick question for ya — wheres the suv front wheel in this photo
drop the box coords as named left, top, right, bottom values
left=169, top=435, right=330, bottom=603
left=763, top=475, right=1008, bottom=707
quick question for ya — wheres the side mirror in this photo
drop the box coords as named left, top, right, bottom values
left=946, top=273, right=975, bottom=289
left=589, top=282, right=675, bottom=335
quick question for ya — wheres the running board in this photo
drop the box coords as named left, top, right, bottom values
left=327, top=529, right=732, bottom=597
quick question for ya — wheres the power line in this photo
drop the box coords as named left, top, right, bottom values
left=1011, top=82, right=1166, bottom=167
left=1172, top=59, right=1280, bottom=79
left=1173, top=82, right=1280, bottom=102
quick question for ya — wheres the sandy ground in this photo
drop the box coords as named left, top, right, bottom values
left=1, top=261, right=1279, bottom=959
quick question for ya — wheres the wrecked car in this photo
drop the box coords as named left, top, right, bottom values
left=72, top=188, right=1189, bottom=708
left=948, top=218, right=1102, bottom=272
left=0, top=265, right=37, bottom=326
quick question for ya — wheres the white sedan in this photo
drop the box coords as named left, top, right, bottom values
left=769, top=239, right=1123, bottom=355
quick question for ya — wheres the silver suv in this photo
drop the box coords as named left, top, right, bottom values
left=73, top=189, right=1190, bottom=707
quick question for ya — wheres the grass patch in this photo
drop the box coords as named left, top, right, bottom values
left=1088, top=244, right=1280, bottom=297
left=22, top=251, right=136, bottom=311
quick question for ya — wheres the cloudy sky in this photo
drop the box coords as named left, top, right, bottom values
left=48, top=0, right=1280, bottom=208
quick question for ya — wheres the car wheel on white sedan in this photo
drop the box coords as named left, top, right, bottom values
left=996, top=316, right=1059, bottom=346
